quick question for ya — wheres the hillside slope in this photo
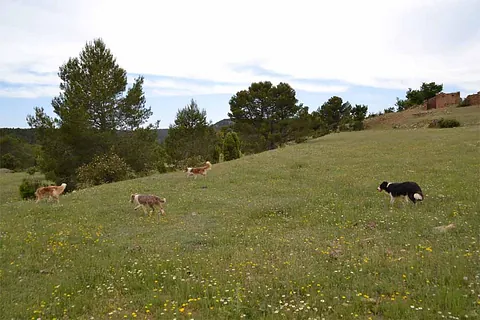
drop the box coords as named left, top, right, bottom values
left=0, top=127, right=479, bottom=319
left=364, top=104, right=480, bottom=130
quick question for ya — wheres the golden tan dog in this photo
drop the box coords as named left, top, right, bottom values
left=35, top=183, right=67, bottom=203
left=130, top=193, right=166, bottom=216
left=185, top=161, right=212, bottom=179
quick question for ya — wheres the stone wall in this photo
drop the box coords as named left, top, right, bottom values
left=464, top=91, right=480, bottom=106
left=426, top=92, right=461, bottom=109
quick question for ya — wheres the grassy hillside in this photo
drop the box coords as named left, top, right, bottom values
left=365, top=104, right=480, bottom=130
left=0, top=127, right=479, bottom=319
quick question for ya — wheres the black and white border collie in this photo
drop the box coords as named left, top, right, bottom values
left=377, top=181, right=424, bottom=205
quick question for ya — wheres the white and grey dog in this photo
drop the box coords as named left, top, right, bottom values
left=130, top=193, right=167, bottom=216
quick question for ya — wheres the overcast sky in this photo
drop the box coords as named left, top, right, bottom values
left=1, top=0, right=479, bottom=128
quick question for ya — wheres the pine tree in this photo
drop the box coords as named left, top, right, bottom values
left=228, top=81, right=301, bottom=153
left=164, top=99, right=218, bottom=167
left=27, top=38, right=156, bottom=190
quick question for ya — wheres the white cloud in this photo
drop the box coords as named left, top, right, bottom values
left=0, top=0, right=479, bottom=99
left=0, top=69, right=58, bottom=86
left=0, top=86, right=59, bottom=98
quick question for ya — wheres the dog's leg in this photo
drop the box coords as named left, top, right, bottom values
left=134, top=204, right=142, bottom=210
left=389, top=194, right=395, bottom=205
left=158, top=205, right=165, bottom=216
left=148, top=204, right=156, bottom=215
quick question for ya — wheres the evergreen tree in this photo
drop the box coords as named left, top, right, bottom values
left=395, top=82, right=443, bottom=111
left=26, top=38, right=156, bottom=190
left=222, top=131, right=241, bottom=161
left=228, top=81, right=301, bottom=153
left=316, top=96, right=352, bottom=132
left=350, top=104, right=368, bottom=131
left=164, top=99, right=218, bottom=166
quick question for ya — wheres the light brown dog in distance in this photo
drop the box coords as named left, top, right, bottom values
left=185, top=161, right=212, bottom=179
left=35, top=183, right=67, bottom=203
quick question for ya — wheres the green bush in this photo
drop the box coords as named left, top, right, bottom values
left=351, top=121, right=365, bottom=131
left=439, top=118, right=461, bottom=128
left=223, top=131, right=241, bottom=161
left=294, top=135, right=308, bottom=144
left=19, top=178, right=48, bottom=200
left=26, top=167, right=36, bottom=175
left=0, top=153, right=19, bottom=170
left=428, top=118, right=461, bottom=129
left=76, top=152, right=135, bottom=188
left=312, top=128, right=329, bottom=139
left=156, top=161, right=168, bottom=174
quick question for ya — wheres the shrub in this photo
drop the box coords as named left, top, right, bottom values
left=350, top=121, right=365, bottom=131
left=26, top=166, right=36, bottom=175
left=223, top=131, right=241, bottom=161
left=76, top=152, right=135, bottom=188
left=312, top=128, right=329, bottom=139
left=428, top=118, right=461, bottom=129
left=439, top=118, right=461, bottom=128
left=294, top=135, right=308, bottom=144
left=0, top=153, right=19, bottom=170
left=19, top=178, right=48, bottom=200
left=156, top=161, right=168, bottom=174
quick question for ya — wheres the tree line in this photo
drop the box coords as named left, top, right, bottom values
left=368, top=82, right=445, bottom=117
left=2, top=38, right=373, bottom=190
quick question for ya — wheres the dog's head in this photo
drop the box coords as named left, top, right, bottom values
left=130, top=193, right=137, bottom=203
left=377, top=181, right=389, bottom=192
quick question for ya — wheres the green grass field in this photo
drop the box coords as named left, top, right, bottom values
left=1, top=126, right=479, bottom=319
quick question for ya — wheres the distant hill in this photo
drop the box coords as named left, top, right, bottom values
left=213, top=118, right=234, bottom=129
left=156, top=129, right=169, bottom=143
left=0, top=128, right=37, bottom=144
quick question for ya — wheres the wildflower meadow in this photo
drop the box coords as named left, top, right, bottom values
left=0, top=126, right=479, bottom=319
